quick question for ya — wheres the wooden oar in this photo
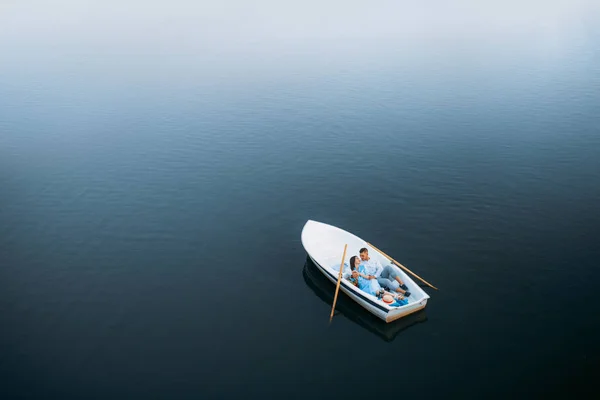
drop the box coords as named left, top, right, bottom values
left=329, top=244, right=348, bottom=322
left=367, top=242, right=439, bottom=290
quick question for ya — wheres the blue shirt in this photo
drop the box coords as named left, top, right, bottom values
left=357, top=264, right=382, bottom=296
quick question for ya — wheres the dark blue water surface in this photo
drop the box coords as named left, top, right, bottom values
left=1, top=2, right=599, bottom=399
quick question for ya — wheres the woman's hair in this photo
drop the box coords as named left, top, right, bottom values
left=349, top=255, right=358, bottom=271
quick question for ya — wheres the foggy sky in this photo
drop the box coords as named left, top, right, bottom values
left=2, top=1, right=597, bottom=54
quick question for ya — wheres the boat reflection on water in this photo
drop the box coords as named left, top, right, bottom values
left=303, top=257, right=428, bottom=342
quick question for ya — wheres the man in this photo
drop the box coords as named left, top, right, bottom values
left=359, top=247, right=411, bottom=297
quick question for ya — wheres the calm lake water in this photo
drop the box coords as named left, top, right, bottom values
left=1, top=2, right=599, bottom=399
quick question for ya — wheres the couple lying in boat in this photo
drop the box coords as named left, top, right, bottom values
left=346, top=248, right=411, bottom=306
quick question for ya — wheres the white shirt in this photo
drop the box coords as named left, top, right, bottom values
left=360, top=257, right=383, bottom=278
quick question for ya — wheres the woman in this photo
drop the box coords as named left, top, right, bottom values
left=349, top=255, right=405, bottom=302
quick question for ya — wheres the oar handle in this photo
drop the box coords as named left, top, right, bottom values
left=367, top=242, right=439, bottom=291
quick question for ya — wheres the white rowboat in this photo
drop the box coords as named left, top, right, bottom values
left=301, top=220, right=430, bottom=323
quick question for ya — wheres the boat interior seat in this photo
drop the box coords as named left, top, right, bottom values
left=326, top=258, right=423, bottom=303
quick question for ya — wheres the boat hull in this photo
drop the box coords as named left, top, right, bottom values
left=301, top=220, right=430, bottom=323
left=303, top=258, right=428, bottom=341
left=309, top=255, right=427, bottom=323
